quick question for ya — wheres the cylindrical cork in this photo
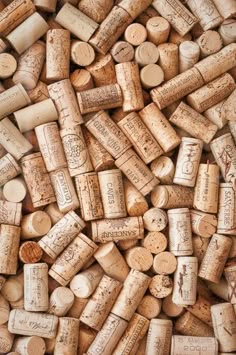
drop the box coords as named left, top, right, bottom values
left=70, top=264, right=104, bottom=298
left=8, top=309, right=58, bottom=338
left=85, top=111, right=131, bottom=159
left=171, top=335, right=218, bottom=355
left=135, top=41, right=159, bottom=66
left=77, top=84, right=123, bottom=114
left=94, top=242, right=129, bottom=282
left=46, top=29, right=70, bottom=81
left=1, top=274, right=24, bottom=303
left=86, top=53, right=116, bottom=87
left=78, top=0, right=113, bottom=23
left=172, top=257, right=198, bottom=306
left=123, top=178, right=148, bottom=217
left=118, top=239, right=138, bottom=251
left=168, top=208, right=193, bottom=256
left=213, top=0, right=236, bottom=18
left=0, top=276, right=6, bottom=291
left=158, top=43, right=179, bottom=81
left=125, top=247, right=153, bottom=272
left=196, top=30, right=223, bottom=58
left=0, top=224, right=20, bottom=275
left=0, top=294, right=10, bottom=325
left=70, top=69, right=94, bottom=92
left=0, top=200, right=22, bottom=226
left=111, top=41, right=134, bottom=63
left=224, top=264, right=236, bottom=304
left=21, top=153, right=56, bottom=208
left=187, top=295, right=213, bottom=327
left=223, top=89, right=236, bottom=122
left=80, top=275, right=122, bottom=331
left=207, top=278, right=229, bottom=301
left=0, top=84, right=29, bottom=119
left=179, top=41, right=200, bottom=73
left=219, top=19, right=236, bottom=45
left=162, top=295, right=184, bottom=318
left=77, top=324, right=97, bottom=355
left=211, top=303, right=236, bottom=352
left=152, top=252, right=177, bottom=275
left=13, top=41, right=45, bottom=90
left=204, top=100, right=228, bottom=129
left=151, top=185, right=194, bottom=209
left=149, top=274, right=173, bottom=298
left=55, top=3, right=98, bottom=42
left=136, top=5, right=159, bottom=25
left=0, top=153, right=21, bottom=187
left=12, top=336, right=46, bottom=355
left=38, top=211, right=85, bottom=259
left=111, top=269, right=150, bottom=321
left=34, top=0, right=56, bottom=12
left=67, top=296, right=89, bottom=319
left=217, top=183, right=236, bottom=235
left=60, top=125, right=92, bottom=177
left=54, top=317, right=79, bottom=355
left=143, top=208, right=168, bottom=232
left=124, top=23, right=147, bottom=46
left=98, top=169, right=126, bottom=219
left=21, top=211, right=51, bottom=239
left=175, top=311, right=214, bottom=337
left=137, top=295, right=162, bottom=319
left=44, top=202, right=64, bottom=225
left=35, top=122, right=67, bottom=172
left=140, top=63, right=164, bottom=89
left=0, top=324, right=14, bottom=353
left=75, top=172, right=104, bottom=221
left=49, top=233, right=98, bottom=286
left=192, top=235, right=210, bottom=263
left=146, top=319, right=172, bottom=355
left=48, top=79, right=83, bottom=128
left=19, top=241, right=43, bottom=264
left=6, top=12, right=49, bottom=54
left=24, top=263, right=48, bottom=312
left=118, top=0, right=153, bottom=19
left=27, top=81, right=50, bottom=104
left=48, top=287, right=74, bottom=316
left=173, top=137, right=203, bottom=187
left=199, top=233, right=232, bottom=283
left=71, top=41, right=95, bottom=67
left=150, top=156, right=175, bottom=185
left=146, top=16, right=170, bottom=45
left=117, top=112, right=163, bottom=164
left=92, top=216, right=144, bottom=243
left=115, top=62, right=144, bottom=112
left=191, top=210, right=217, bottom=238
left=185, top=0, right=223, bottom=30
left=141, top=231, right=167, bottom=255
left=152, top=0, right=197, bottom=36
left=0, top=53, right=16, bottom=80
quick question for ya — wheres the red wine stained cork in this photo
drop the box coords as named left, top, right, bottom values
left=191, top=210, right=217, bottom=238
left=135, top=41, right=159, bottom=66
left=140, top=64, right=164, bottom=89
left=123, top=178, right=149, bottom=217
left=75, top=172, right=104, bottom=221
left=0, top=153, right=21, bottom=187
left=55, top=3, right=98, bottom=42
left=0, top=53, right=17, bottom=79
left=24, top=263, right=48, bottom=312
left=146, top=319, right=172, bottom=355
left=38, top=211, right=85, bottom=259
left=158, top=43, right=178, bottom=81
left=153, top=252, right=177, bottom=275
left=125, top=247, right=153, bottom=272
left=70, top=69, right=94, bottom=92
left=137, top=295, right=162, bottom=319
left=70, top=264, right=104, bottom=298
left=179, top=41, right=200, bottom=73
left=94, top=242, right=130, bottom=282
left=19, top=241, right=43, bottom=263
left=124, top=23, right=147, bottom=46
left=48, top=287, right=74, bottom=317
left=143, top=207, right=168, bottom=232
left=152, top=0, right=197, bottom=36
left=168, top=208, right=193, bottom=256
left=187, top=295, right=213, bottom=327
left=196, top=30, right=223, bottom=58
left=150, top=156, right=175, bottom=185
left=139, top=103, right=180, bottom=152
left=146, top=16, right=170, bottom=45
left=0, top=200, right=22, bottom=226
left=173, top=137, right=203, bottom=187
left=80, top=275, right=122, bottom=330
left=110, top=41, right=134, bottom=63
left=199, top=233, right=232, bottom=283
left=219, top=19, right=236, bottom=45
left=211, top=303, right=236, bottom=352
left=0, top=224, right=20, bottom=275
left=49, top=233, right=98, bottom=286
left=1, top=273, right=24, bottom=303
left=141, top=231, right=167, bottom=255
left=224, top=264, right=236, bottom=304
left=71, top=40, right=95, bottom=66
left=12, top=336, right=46, bottom=355
left=54, top=317, right=79, bottom=355
left=115, top=61, right=144, bottom=112
left=149, top=275, right=173, bottom=298
left=78, top=0, right=113, bottom=23
left=117, top=111, right=163, bottom=164
left=0, top=324, right=14, bottom=353
left=86, top=52, right=117, bottom=88
left=217, top=183, right=236, bottom=235
left=151, top=185, right=194, bottom=209
left=162, top=295, right=184, bottom=318
left=171, top=335, right=218, bottom=355
left=0, top=84, right=31, bottom=120
left=98, top=169, right=126, bottom=219
left=175, top=311, right=214, bottom=337
left=0, top=294, right=10, bottom=325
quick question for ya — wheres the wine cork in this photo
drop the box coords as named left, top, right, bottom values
left=111, top=269, right=150, bottom=321
left=223, top=89, right=236, bottom=122
left=19, top=241, right=43, bottom=263
left=136, top=5, right=159, bottom=25
left=49, top=233, right=98, bottom=286
left=193, top=235, right=210, bottom=263
left=24, top=263, right=48, bottom=312
left=217, top=183, right=236, bottom=235
left=0, top=53, right=17, bottom=79
left=146, top=319, right=172, bottom=355
left=87, top=313, right=128, bottom=355
left=150, top=67, right=204, bottom=110
left=125, top=247, right=153, bottom=272
left=67, top=296, right=88, bottom=319
left=38, top=211, right=85, bottom=259
left=44, top=35, right=69, bottom=86
left=8, top=309, right=58, bottom=338
left=113, top=313, right=149, bottom=355
left=78, top=0, right=113, bottom=23
left=12, top=336, right=46, bottom=355
left=149, top=275, right=173, bottom=298
left=123, top=178, right=148, bottom=217
left=92, top=216, right=144, bottom=243
left=54, top=317, right=79, bottom=355
left=75, top=172, right=103, bottom=221
left=140, top=64, right=164, bottom=89
left=70, top=69, right=94, bottom=92
left=169, top=28, right=192, bottom=44
left=2, top=177, right=26, bottom=203
left=179, top=41, right=200, bottom=73
left=146, top=16, right=170, bottom=45
left=219, top=19, right=236, bottom=45
left=118, top=239, right=138, bottom=251
left=0, top=276, right=5, bottom=291
left=0, top=200, right=21, bottom=226
left=89, top=6, right=132, bottom=55
left=77, top=324, right=97, bottom=355
left=0, top=224, right=20, bottom=275
left=204, top=100, right=228, bottom=129
left=173, top=137, right=203, bottom=187
left=224, top=264, right=236, bottom=304
left=153, top=252, right=177, bottom=275
left=150, top=156, right=175, bottom=185
left=34, top=0, right=56, bottom=12
left=98, top=169, right=126, bottom=219
left=213, top=0, right=236, bottom=18
left=151, top=185, right=194, bottom=209
left=191, top=210, right=217, bottom=238
left=55, top=3, right=98, bottom=42
left=168, top=208, right=193, bottom=256
left=199, top=233, right=232, bottom=283
left=48, top=287, right=74, bottom=316
left=27, top=80, right=49, bottom=103
left=85, top=53, right=116, bottom=87
left=171, top=335, right=218, bottom=355
left=6, top=12, right=49, bottom=54
left=207, top=277, right=229, bottom=301
left=141, top=231, right=167, bottom=255
left=0, top=153, right=21, bottom=187
left=21, top=211, right=51, bottom=239
left=71, top=41, right=95, bottom=67
left=70, top=264, right=103, bottom=298
left=118, top=0, right=153, bottom=19
left=187, top=296, right=212, bottom=328
left=0, top=0, right=36, bottom=36
left=185, top=0, right=223, bottom=31
left=124, top=23, right=147, bottom=46
left=211, top=303, right=236, bottom=352
left=43, top=203, right=63, bottom=226
left=0, top=324, right=14, bottom=353
left=21, top=153, right=56, bottom=208
left=158, top=43, right=179, bottom=81
left=143, top=208, right=168, bottom=232
left=196, top=30, right=223, bottom=59
left=134, top=41, right=159, bottom=66
left=175, top=311, right=214, bottom=337
left=152, top=0, right=197, bottom=36
left=9, top=297, right=24, bottom=310
left=162, top=295, right=184, bottom=317
left=110, top=41, right=134, bottom=63
left=137, top=295, right=162, bottom=319
left=1, top=274, right=24, bottom=303
left=0, top=294, right=10, bottom=325
left=94, top=242, right=129, bottom=282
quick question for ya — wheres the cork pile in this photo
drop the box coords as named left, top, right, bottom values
left=0, top=0, right=236, bottom=354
